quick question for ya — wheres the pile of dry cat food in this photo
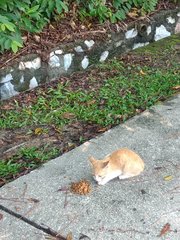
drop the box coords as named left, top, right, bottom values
left=70, top=179, right=91, bottom=195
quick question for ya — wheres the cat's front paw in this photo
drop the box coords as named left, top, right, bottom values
left=97, top=180, right=106, bottom=185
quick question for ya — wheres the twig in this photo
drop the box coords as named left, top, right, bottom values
left=21, top=182, right=28, bottom=199
left=72, top=29, right=107, bottom=36
left=89, top=226, right=146, bottom=235
left=0, top=205, right=66, bottom=240
left=149, top=209, right=180, bottom=226
left=166, top=160, right=180, bottom=169
left=64, top=190, right=68, bottom=208
left=168, top=186, right=180, bottom=194
left=0, top=196, right=39, bottom=204
left=0, top=197, right=26, bottom=203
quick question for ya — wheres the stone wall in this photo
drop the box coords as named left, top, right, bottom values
left=0, top=9, right=180, bottom=100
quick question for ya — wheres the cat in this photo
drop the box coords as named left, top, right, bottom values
left=89, top=148, right=144, bottom=185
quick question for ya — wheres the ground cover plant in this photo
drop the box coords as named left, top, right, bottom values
left=0, top=0, right=179, bottom=53
left=0, top=34, right=180, bottom=186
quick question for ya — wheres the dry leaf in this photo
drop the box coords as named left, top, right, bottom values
left=97, top=127, right=107, bottom=132
left=29, top=198, right=40, bottom=203
left=66, top=232, right=73, bottom=240
left=140, top=69, right=146, bottom=75
left=128, top=11, right=138, bottom=18
left=70, top=20, right=76, bottom=30
left=34, top=128, right=43, bottom=135
left=1, top=104, right=15, bottom=110
left=62, top=112, right=76, bottom=119
left=159, top=223, right=171, bottom=237
left=127, top=8, right=139, bottom=18
left=172, top=85, right=180, bottom=90
left=86, top=100, right=96, bottom=106
left=164, top=175, right=173, bottom=181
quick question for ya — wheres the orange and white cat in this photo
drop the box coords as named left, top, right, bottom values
left=89, top=148, right=144, bottom=185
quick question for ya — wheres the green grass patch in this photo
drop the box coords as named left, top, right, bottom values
left=0, top=146, right=60, bottom=178
left=0, top=65, right=179, bottom=129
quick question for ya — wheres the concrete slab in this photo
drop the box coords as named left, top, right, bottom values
left=0, top=211, right=45, bottom=240
left=0, top=94, right=180, bottom=240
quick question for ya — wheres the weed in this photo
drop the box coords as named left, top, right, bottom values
left=0, top=35, right=180, bottom=183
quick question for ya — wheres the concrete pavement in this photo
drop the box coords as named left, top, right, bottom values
left=0, top=94, right=180, bottom=240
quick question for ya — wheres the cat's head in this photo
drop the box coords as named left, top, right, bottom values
left=88, top=156, right=109, bottom=183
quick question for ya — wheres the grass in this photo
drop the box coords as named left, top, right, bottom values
left=0, top=35, right=180, bottom=183
left=0, top=66, right=179, bottom=128
left=0, top=146, right=60, bottom=179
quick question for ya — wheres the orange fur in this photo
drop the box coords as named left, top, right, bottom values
left=89, top=148, right=144, bottom=185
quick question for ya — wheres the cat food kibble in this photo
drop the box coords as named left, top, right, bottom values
left=70, top=180, right=91, bottom=195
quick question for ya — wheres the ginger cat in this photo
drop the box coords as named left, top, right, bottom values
left=89, top=148, right=144, bottom=185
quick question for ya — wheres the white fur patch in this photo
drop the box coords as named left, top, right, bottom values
left=97, top=170, right=122, bottom=185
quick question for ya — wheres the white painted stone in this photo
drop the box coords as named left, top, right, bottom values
left=133, top=42, right=149, bottom=50
left=167, top=16, right=175, bottom=24
left=1, top=73, right=13, bottom=83
left=115, top=40, right=123, bottom=48
left=84, top=40, right=95, bottom=49
left=0, top=82, right=19, bottom=100
left=154, top=25, right=171, bottom=41
left=50, top=51, right=55, bottom=57
left=19, top=57, right=41, bottom=70
left=177, top=12, right=180, bottom=17
left=49, top=55, right=60, bottom=67
left=99, top=51, right=109, bottom=62
left=125, top=28, right=138, bottom=39
left=29, top=77, right=38, bottom=89
left=81, top=56, right=89, bottom=69
left=74, top=46, right=84, bottom=53
left=147, top=26, right=151, bottom=35
left=31, top=57, right=41, bottom=69
left=55, top=49, right=63, bottom=55
left=18, top=62, right=26, bottom=70
left=64, top=53, right=73, bottom=71
left=20, top=76, right=24, bottom=83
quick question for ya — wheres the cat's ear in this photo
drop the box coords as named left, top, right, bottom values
left=102, top=161, right=109, bottom=169
left=88, top=156, right=97, bottom=165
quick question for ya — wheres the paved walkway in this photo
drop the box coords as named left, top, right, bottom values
left=1, top=94, right=180, bottom=240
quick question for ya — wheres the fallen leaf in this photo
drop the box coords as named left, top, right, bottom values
left=128, top=12, right=138, bottom=18
left=159, top=223, right=171, bottom=237
left=79, top=233, right=91, bottom=239
left=33, top=35, right=40, bottom=43
left=62, top=112, right=76, bottom=119
left=97, top=127, right=108, bottom=132
left=34, top=128, right=43, bottom=135
left=86, top=100, right=96, bottom=106
left=140, top=69, right=146, bottom=75
left=66, top=232, right=73, bottom=240
left=0, top=213, right=3, bottom=220
left=164, top=175, right=173, bottom=181
left=127, top=8, right=139, bottom=18
left=172, top=85, right=180, bottom=90
left=29, top=198, right=40, bottom=203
